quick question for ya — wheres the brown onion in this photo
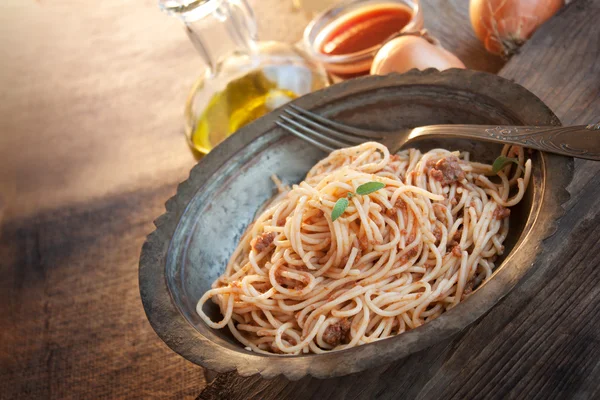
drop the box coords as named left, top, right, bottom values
left=470, top=0, right=564, bottom=57
left=370, top=33, right=465, bottom=75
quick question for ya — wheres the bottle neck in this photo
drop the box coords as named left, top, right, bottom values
left=161, top=0, right=258, bottom=75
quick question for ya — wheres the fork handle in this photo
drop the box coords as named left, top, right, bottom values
left=408, top=123, right=600, bottom=160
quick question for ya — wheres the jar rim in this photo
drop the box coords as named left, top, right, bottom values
left=303, top=0, right=422, bottom=65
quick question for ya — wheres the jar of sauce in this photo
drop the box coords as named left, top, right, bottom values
left=303, top=0, right=423, bottom=79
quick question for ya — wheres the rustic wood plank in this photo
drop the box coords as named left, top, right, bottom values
left=0, top=185, right=206, bottom=399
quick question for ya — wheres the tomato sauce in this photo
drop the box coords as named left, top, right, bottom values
left=320, top=4, right=414, bottom=56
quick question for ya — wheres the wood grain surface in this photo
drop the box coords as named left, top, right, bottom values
left=0, top=0, right=598, bottom=399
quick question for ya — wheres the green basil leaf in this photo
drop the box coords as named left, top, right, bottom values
left=331, top=197, right=349, bottom=221
left=492, top=156, right=519, bottom=174
left=356, top=181, right=386, bottom=196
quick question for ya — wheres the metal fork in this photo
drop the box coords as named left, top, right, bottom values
left=276, top=104, right=600, bottom=160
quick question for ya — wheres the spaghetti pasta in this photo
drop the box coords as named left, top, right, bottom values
left=196, top=142, right=531, bottom=354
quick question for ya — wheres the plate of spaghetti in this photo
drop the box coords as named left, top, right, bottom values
left=140, top=69, right=573, bottom=379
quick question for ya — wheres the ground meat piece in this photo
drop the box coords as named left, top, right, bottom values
left=251, top=232, right=276, bottom=252
left=451, top=245, right=462, bottom=257
left=295, top=264, right=309, bottom=272
left=449, top=228, right=463, bottom=246
left=433, top=226, right=443, bottom=245
left=406, top=247, right=419, bottom=258
left=493, top=205, right=511, bottom=220
left=430, top=168, right=444, bottom=182
left=322, top=319, right=352, bottom=347
left=430, top=155, right=465, bottom=185
left=358, top=233, right=369, bottom=250
left=276, top=217, right=286, bottom=226
left=433, top=204, right=447, bottom=222
left=386, top=200, right=407, bottom=217
left=426, top=159, right=437, bottom=167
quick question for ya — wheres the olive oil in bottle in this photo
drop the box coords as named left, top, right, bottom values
left=159, top=0, right=329, bottom=156
left=190, top=64, right=327, bottom=154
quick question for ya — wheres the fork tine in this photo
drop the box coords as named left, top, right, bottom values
left=279, top=115, right=356, bottom=149
left=289, top=104, right=384, bottom=139
left=284, top=109, right=365, bottom=145
left=276, top=120, right=336, bottom=153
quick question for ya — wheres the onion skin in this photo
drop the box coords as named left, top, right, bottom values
left=370, top=35, right=465, bottom=75
left=470, top=0, right=564, bottom=57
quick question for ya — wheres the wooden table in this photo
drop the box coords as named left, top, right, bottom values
left=1, top=0, right=598, bottom=398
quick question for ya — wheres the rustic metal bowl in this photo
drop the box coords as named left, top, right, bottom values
left=139, top=69, right=573, bottom=380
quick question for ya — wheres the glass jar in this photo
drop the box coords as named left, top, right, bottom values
left=160, top=0, right=330, bottom=155
left=303, top=0, right=423, bottom=79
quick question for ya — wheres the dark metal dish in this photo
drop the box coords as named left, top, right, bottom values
left=139, top=69, right=573, bottom=380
